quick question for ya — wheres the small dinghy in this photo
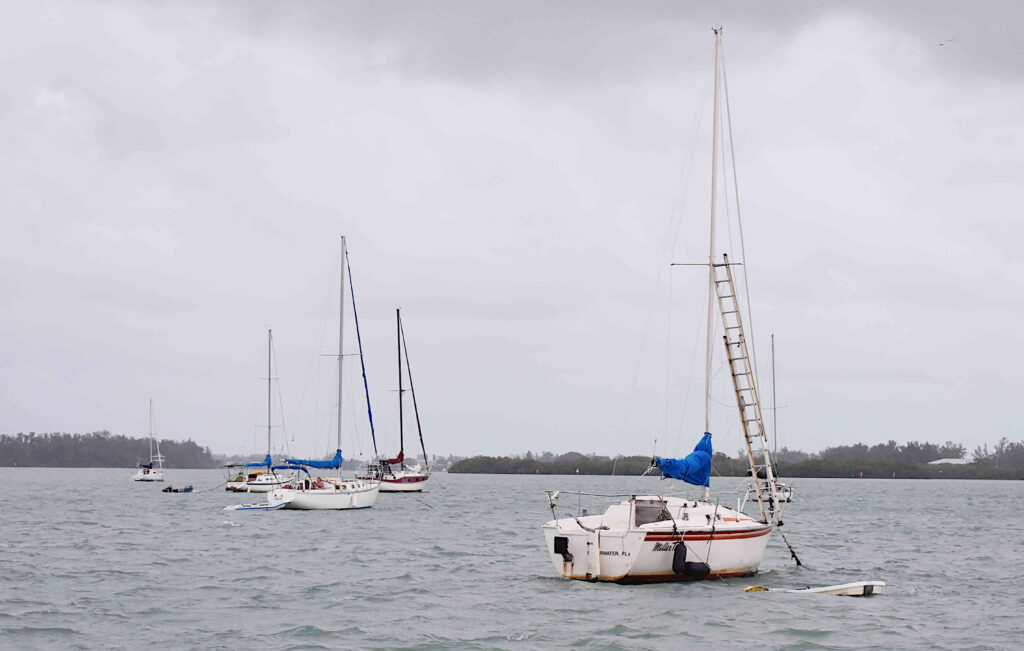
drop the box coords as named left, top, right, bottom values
left=745, top=581, right=885, bottom=596
left=162, top=485, right=193, bottom=493
left=223, top=501, right=288, bottom=511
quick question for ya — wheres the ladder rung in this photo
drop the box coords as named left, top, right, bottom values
left=717, top=294, right=735, bottom=300
left=722, top=310, right=738, bottom=315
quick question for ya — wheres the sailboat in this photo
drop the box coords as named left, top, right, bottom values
left=541, top=28, right=792, bottom=582
left=132, top=398, right=165, bottom=482
left=359, top=308, right=430, bottom=492
left=224, top=329, right=291, bottom=493
left=745, top=334, right=794, bottom=503
left=236, top=236, right=379, bottom=510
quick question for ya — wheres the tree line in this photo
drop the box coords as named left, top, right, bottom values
left=0, top=431, right=218, bottom=468
left=448, top=438, right=1024, bottom=479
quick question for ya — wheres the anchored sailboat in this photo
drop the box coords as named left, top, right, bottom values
left=359, top=308, right=430, bottom=492
left=132, top=398, right=165, bottom=482
left=224, top=329, right=291, bottom=493
left=541, top=28, right=794, bottom=582
left=260, top=236, right=379, bottom=510
left=745, top=334, right=794, bottom=503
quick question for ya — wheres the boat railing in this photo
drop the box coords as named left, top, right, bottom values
left=545, top=489, right=704, bottom=522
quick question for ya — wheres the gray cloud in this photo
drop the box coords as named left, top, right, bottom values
left=2, top=1, right=1023, bottom=459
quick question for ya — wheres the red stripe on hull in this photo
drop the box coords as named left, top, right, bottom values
left=382, top=476, right=427, bottom=484
left=644, top=526, right=772, bottom=542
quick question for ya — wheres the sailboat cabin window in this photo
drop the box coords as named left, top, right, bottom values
left=634, top=499, right=672, bottom=526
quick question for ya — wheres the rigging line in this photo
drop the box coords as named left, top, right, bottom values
left=672, top=277, right=712, bottom=457
left=663, top=271, right=673, bottom=447
left=666, top=71, right=712, bottom=259
left=399, top=315, right=429, bottom=471
left=720, top=36, right=763, bottom=396
left=347, top=256, right=378, bottom=456
left=653, top=69, right=711, bottom=460
left=294, top=249, right=340, bottom=448
left=271, top=334, right=292, bottom=459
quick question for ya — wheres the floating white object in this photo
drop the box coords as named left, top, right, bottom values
left=745, top=581, right=885, bottom=596
left=223, top=501, right=288, bottom=511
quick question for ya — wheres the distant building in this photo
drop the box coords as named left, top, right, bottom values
left=927, top=458, right=971, bottom=465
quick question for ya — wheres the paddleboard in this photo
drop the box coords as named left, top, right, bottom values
left=745, top=581, right=885, bottom=596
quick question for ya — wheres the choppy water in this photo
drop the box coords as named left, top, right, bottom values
left=1, top=469, right=1021, bottom=649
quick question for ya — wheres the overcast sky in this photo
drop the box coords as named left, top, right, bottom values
left=3, top=1, right=1023, bottom=460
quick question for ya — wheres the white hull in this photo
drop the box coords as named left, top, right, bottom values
left=378, top=470, right=429, bottom=492
left=747, top=581, right=885, bottom=596
left=225, top=471, right=290, bottom=492
left=379, top=479, right=425, bottom=492
left=270, top=479, right=379, bottom=510
left=542, top=496, right=771, bottom=583
left=133, top=470, right=165, bottom=482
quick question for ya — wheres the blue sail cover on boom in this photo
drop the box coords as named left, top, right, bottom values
left=244, top=454, right=273, bottom=468
left=652, top=433, right=713, bottom=487
left=285, top=449, right=343, bottom=470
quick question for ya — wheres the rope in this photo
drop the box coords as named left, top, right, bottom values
left=193, top=480, right=230, bottom=494
left=777, top=524, right=803, bottom=566
left=409, top=495, right=433, bottom=509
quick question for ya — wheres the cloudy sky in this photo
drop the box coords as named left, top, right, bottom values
left=3, top=1, right=1023, bottom=461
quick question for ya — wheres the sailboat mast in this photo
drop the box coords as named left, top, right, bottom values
left=771, top=333, right=777, bottom=458
left=338, top=237, right=346, bottom=456
left=397, top=307, right=404, bottom=467
left=148, top=397, right=153, bottom=461
left=267, top=328, right=272, bottom=458
left=706, top=27, right=723, bottom=435
left=400, top=315, right=429, bottom=472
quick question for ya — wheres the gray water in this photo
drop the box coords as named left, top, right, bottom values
left=1, top=469, right=1021, bottom=649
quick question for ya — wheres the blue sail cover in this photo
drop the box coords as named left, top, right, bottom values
left=272, top=464, right=309, bottom=474
left=653, top=433, right=713, bottom=487
left=285, top=449, right=343, bottom=470
left=244, top=454, right=273, bottom=468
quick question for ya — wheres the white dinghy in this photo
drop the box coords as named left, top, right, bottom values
left=541, top=28, right=796, bottom=583
left=745, top=581, right=885, bottom=597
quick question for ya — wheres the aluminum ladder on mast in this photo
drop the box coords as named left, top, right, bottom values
left=712, top=253, right=782, bottom=524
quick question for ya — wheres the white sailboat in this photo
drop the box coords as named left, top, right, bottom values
left=541, top=28, right=794, bottom=582
left=359, top=308, right=430, bottom=492
left=132, top=398, right=165, bottom=482
left=237, top=236, right=379, bottom=510
left=745, top=334, right=794, bottom=503
left=224, top=329, right=291, bottom=493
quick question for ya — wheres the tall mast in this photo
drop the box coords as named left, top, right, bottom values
left=267, top=328, right=272, bottom=459
left=397, top=307, right=404, bottom=466
left=148, top=397, right=153, bottom=461
left=771, top=333, right=777, bottom=458
left=400, top=313, right=429, bottom=472
left=706, top=27, right=723, bottom=435
left=338, top=237, right=346, bottom=454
